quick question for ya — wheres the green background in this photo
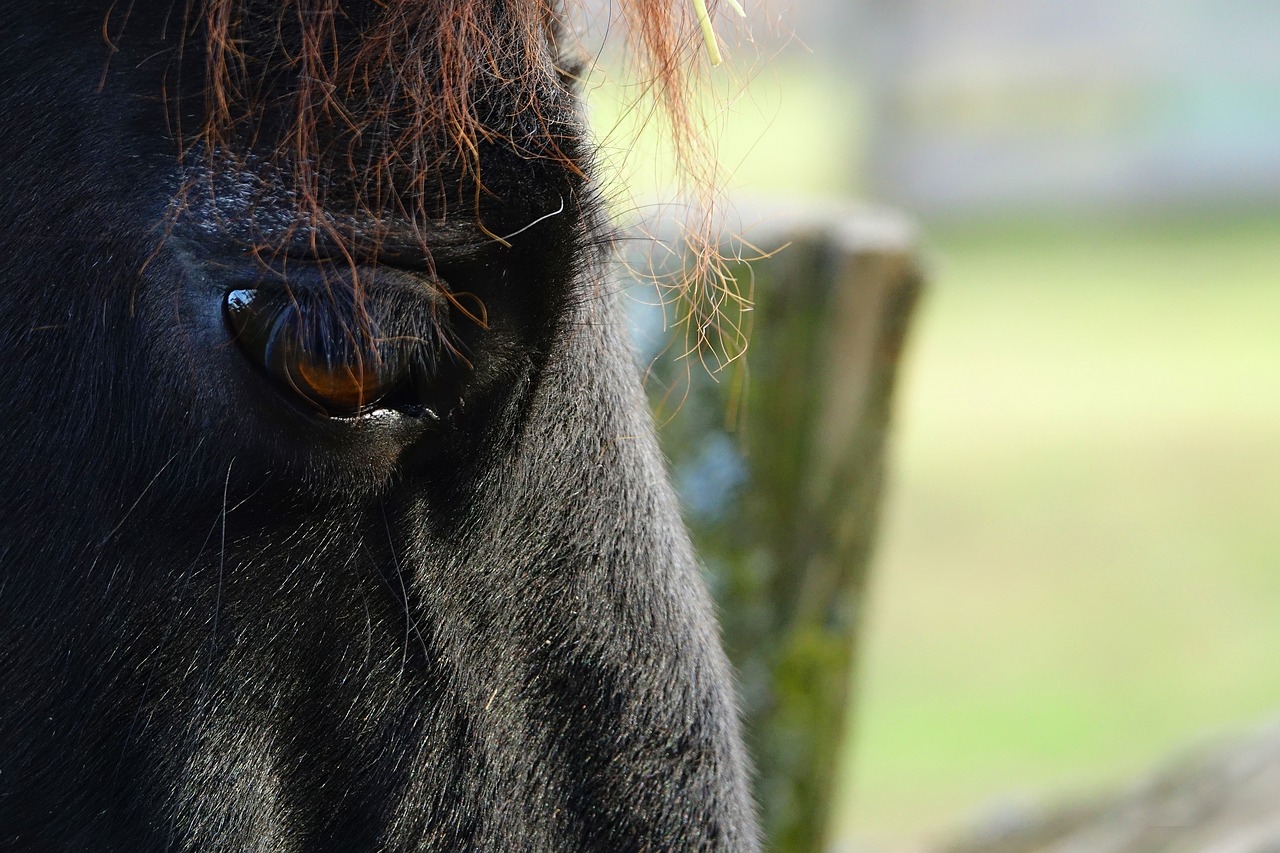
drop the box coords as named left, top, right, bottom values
left=588, top=63, right=1280, bottom=848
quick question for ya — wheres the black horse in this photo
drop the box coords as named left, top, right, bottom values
left=0, top=2, right=759, bottom=849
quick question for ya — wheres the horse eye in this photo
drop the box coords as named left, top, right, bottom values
left=225, top=288, right=406, bottom=416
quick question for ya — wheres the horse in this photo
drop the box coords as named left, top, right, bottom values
left=0, top=1, right=760, bottom=849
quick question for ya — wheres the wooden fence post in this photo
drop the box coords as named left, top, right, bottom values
left=632, top=206, right=922, bottom=852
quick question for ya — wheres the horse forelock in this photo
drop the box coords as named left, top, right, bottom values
left=188, top=2, right=556, bottom=234
left=185, top=1, right=708, bottom=217
left=180, top=1, right=737, bottom=333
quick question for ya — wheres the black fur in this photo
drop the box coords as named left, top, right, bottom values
left=0, top=4, right=759, bottom=850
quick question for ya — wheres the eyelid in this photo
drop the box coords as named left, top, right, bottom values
left=225, top=287, right=408, bottom=417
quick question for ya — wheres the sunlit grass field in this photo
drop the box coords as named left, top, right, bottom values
left=837, top=214, right=1280, bottom=847
left=589, top=62, right=1280, bottom=849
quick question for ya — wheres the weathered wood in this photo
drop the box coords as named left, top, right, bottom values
left=942, top=720, right=1280, bottom=853
left=631, top=205, right=922, bottom=852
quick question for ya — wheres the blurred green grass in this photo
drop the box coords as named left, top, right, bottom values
left=583, top=61, right=863, bottom=205
left=838, top=214, right=1280, bottom=846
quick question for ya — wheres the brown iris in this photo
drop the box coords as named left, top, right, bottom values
left=225, top=288, right=407, bottom=417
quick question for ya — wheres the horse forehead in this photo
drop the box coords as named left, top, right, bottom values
left=62, top=0, right=552, bottom=60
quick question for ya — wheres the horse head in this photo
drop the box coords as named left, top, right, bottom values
left=0, top=2, right=759, bottom=848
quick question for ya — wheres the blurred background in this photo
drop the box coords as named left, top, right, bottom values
left=584, top=0, right=1280, bottom=849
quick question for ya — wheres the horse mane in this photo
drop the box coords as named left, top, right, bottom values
left=185, top=0, right=742, bottom=356
left=190, top=1, right=710, bottom=236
